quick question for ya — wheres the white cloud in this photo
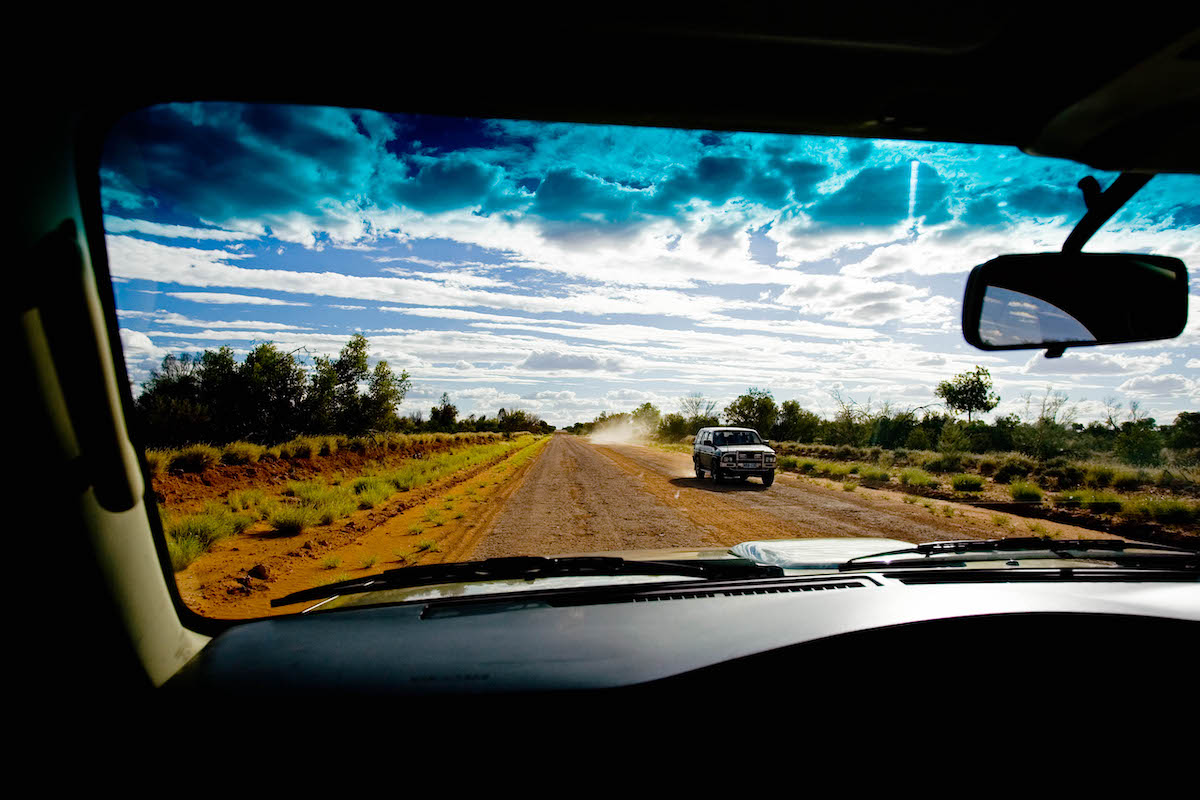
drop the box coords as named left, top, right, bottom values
left=1117, top=373, right=1196, bottom=397
left=1021, top=351, right=1173, bottom=376
left=105, top=217, right=260, bottom=242
left=519, top=351, right=628, bottom=372
left=776, top=274, right=956, bottom=327
left=165, top=292, right=310, bottom=306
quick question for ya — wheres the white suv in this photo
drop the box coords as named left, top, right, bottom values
left=693, top=427, right=776, bottom=486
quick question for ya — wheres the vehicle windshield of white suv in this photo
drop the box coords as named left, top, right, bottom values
left=98, top=102, right=1200, bottom=619
left=714, top=431, right=763, bottom=446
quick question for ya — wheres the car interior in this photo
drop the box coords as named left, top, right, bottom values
left=17, top=13, right=1200, bottom=724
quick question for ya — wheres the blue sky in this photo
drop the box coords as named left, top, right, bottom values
left=101, top=102, right=1200, bottom=428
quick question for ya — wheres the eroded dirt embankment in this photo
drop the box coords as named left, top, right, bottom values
left=153, top=434, right=505, bottom=514
left=170, top=436, right=548, bottom=619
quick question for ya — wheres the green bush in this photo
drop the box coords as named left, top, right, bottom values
left=950, top=473, right=985, bottom=492
left=144, top=450, right=170, bottom=477
left=1120, top=498, right=1198, bottom=525
left=221, top=441, right=265, bottom=465
left=1037, top=459, right=1085, bottom=490
left=1009, top=481, right=1043, bottom=502
left=898, top=468, right=937, bottom=488
left=993, top=457, right=1035, bottom=484
left=1081, top=491, right=1123, bottom=514
left=1053, top=490, right=1087, bottom=509
left=1112, top=470, right=1148, bottom=491
left=857, top=466, right=891, bottom=483
left=351, top=476, right=394, bottom=509
left=269, top=505, right=320, bottom=535
left=1084, top=466, right=1115, bottom=488
left=167, top=533, right=205, bottom=572
left=924, top=453, right=964, bottom=474
left=169, top=444, right=220, bottom=473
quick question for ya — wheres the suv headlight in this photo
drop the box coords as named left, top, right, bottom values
left=765, top=454, right=776, bottom=464
left=721, top=453, right=736, bottom=463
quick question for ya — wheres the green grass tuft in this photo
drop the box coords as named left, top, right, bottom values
left=951, top=474, right=985, bottom=492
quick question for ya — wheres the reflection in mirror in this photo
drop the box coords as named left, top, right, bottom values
left=979, top=286, right=1096, bottom=346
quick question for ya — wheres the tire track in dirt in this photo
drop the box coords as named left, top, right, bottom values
left=468, top=434, right=727, bottom=558
left=467, top=435, right=1113, bottom=559
left=592, top=441, right=1114, bottom=545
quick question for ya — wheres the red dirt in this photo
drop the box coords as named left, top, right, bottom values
left=152, top=436, right=495, bottom=513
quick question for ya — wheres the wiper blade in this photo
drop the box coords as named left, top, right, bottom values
left=271, top=555, right=783, bottom=608
left=839, top=537, right=1199, bottom=571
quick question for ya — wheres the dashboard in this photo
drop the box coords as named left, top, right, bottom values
left=167, top=574, right=1200, bottom=703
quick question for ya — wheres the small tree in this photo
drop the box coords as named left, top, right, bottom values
left=631, top=402, right=662, bottom=436
left=935, top=366, right=1000, bottom=423
left=679, top=393, right=720, bottom=431
left=429, top=392, right=458, bottom=431
left=773, top=400, right=822, bottom=443
left=365, top=361, right=410, bottom=431
left=724, top=388, right=778, bottom=435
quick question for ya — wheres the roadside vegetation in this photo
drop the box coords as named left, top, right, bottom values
left=565, top=368, right=1199, bottom=540
left=134, top=334, right=554, bottom=452
left=159, top=433, right=543, bottom=571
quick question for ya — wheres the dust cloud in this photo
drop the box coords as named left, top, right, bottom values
left=587, top=417, right=653, bottom=446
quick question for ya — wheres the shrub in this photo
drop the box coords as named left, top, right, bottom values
left=1009, top=482, right=1043, bottom=503
left=167, top=533, right=205, bottom=572
left=951, top=474, right=985, bottom=492
left=899, top=468, right=937, bottom=488
left=1053, top=490, right=1087, bottom=509
left=269, top=505, right=320, bottom=535
left=993, top=457, right=1035, bottom=484
left=1121, top=498, right=1198, bottom=525
left=778, top=455, right=799, bottom=471
left=220, top=441, right=265, bottom=465
left=1081, top=491, right=1123, bottom=514
left=924, top=453, right=964, bottom=474
left=227, top=489, right=265, bottom=511
left=144, top=450, right=170, bottom=477
left=351, top=476, right=393, bottom=509
left=1112, top=471, right=1148, bottom=491
left=1156, top=470, right=1191, bottom=490
left=169, top=444, right=220, bottom=473
left=857, top=466, right=891, bottom=484
left=1084, top=466, right=1115, bottom=488
left=167, top=514, right=230, bottom=548
left=1036, top=458, right=1086, bottom=490
left=978, top=458, right=999, bottom=477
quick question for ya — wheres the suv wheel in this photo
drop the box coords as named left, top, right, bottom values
left=694, top=459, right=704, bottom=479
left=712, top=465, right=723, bottom=482
left=762, top=471, right=775, bottom=487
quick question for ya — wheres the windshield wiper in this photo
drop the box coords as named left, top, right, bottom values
left=838, top=537, right=1199, bottom=571
left=271, top=555, right=783, bottom=608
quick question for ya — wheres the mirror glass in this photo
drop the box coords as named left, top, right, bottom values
left=964, top=253, right=1188, bottom=351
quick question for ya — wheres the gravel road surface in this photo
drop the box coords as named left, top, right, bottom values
left=469, top=434, right=1106, bottom=559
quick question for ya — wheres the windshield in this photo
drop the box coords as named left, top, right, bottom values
left=714, top=431, right=763, bottom=446
left=100, top=102, right=1200, bottom=618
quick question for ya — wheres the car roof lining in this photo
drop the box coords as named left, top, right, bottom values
left=75, top=13, right=1200, bottom=174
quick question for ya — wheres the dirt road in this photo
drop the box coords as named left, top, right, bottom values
left=469, top=434, right=1108, bottom=559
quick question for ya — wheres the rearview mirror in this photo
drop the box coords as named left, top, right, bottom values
left=963, top=253, right=1188, bottom=355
